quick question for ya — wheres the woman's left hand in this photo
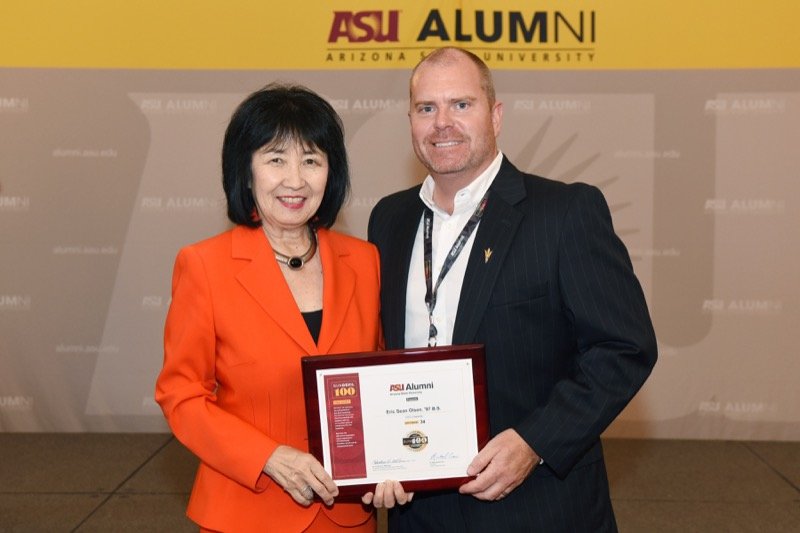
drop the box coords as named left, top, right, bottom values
left=264, top=445, right=338, bottom=506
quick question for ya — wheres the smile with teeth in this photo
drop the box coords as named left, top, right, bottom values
left=432, top=140, right=461, bottom=147
left=278, top=196, right=305, bottom=208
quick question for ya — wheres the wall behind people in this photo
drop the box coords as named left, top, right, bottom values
left=0, top=1, right=798, bottom=439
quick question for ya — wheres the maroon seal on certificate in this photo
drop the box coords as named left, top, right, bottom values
left=323, top=373, right=366, bottom=479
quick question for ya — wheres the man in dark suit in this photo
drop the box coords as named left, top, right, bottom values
left=367, top=47, right=657, bottom=531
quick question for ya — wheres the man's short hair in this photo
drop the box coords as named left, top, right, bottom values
left=410, top=47, right=496, bottom=105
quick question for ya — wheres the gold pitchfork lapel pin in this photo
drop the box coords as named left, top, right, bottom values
left=484, top=248, right=493, bottom=263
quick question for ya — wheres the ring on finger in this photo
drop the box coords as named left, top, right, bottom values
left=302, top=485, right=314, bottom=500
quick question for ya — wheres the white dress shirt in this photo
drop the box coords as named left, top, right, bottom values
left=404, top=152, right=504, bottom=348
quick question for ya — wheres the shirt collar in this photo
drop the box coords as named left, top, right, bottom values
left=419, top=151, right=504, bottom=218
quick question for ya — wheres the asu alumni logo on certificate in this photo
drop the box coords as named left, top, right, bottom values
left=402, top=430, right=429, bottom=451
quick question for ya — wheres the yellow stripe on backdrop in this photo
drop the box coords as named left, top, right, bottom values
left=1, top=0, right=798, bottom=69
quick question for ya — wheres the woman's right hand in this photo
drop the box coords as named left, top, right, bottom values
left=264, top=445, right=338, bottom=506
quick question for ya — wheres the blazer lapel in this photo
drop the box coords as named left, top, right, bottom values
left=316, top=229, right=356, bottom=354
left=382, top=195, right=425, bottom=350
left=453, top=159, right=526, bottom=344
left=233, top=226, right=319, bottom=355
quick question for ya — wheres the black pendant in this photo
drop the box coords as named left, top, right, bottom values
left=428, top=323, right=438, bottom=347
left=287, top=257, right=303, bottom=270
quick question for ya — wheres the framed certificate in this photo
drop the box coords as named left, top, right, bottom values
left=301, top=344, right=488, bottom=496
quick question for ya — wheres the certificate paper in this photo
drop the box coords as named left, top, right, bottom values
left=301, top=344, right=488, bottom=495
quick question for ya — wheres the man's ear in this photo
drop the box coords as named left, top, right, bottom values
left=491, top=100, right=504, bottom=138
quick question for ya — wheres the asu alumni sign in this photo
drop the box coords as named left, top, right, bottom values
left=1, top=1, right=798, bottom=70
left=326, top=8, right=596, bottom=66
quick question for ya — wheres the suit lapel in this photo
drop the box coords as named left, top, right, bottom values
left=233, top=226, right=319, bottom=355
left=316, top=229, right=355, bottom=354
left=453, top=159, right=526, bottom=344
left=383, top=195, right=425, bottom=349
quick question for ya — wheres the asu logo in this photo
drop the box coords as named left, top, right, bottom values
left=389, top=383, right=405, bottom=392
left=328, top=11, right=400, bottom=43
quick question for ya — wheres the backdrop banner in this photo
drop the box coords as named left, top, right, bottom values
left=1, top=2, right=798, bottom=439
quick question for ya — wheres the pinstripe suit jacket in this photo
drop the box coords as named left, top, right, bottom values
left=368, top=157, right=657, bottom=531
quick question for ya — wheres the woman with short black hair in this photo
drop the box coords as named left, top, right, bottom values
left=157, top=84, right=381, bottom=532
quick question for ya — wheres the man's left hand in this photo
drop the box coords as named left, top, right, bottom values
left=458, top=429, right=538, bottom=501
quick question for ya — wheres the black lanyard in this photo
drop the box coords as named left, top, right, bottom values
left=423, top=190, right=490, bottom=347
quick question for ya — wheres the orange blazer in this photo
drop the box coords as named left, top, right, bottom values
left=156, top=225, right=381, bottom=532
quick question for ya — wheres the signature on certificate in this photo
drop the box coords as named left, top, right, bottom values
left=429, top=451, right=458, bottom=464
